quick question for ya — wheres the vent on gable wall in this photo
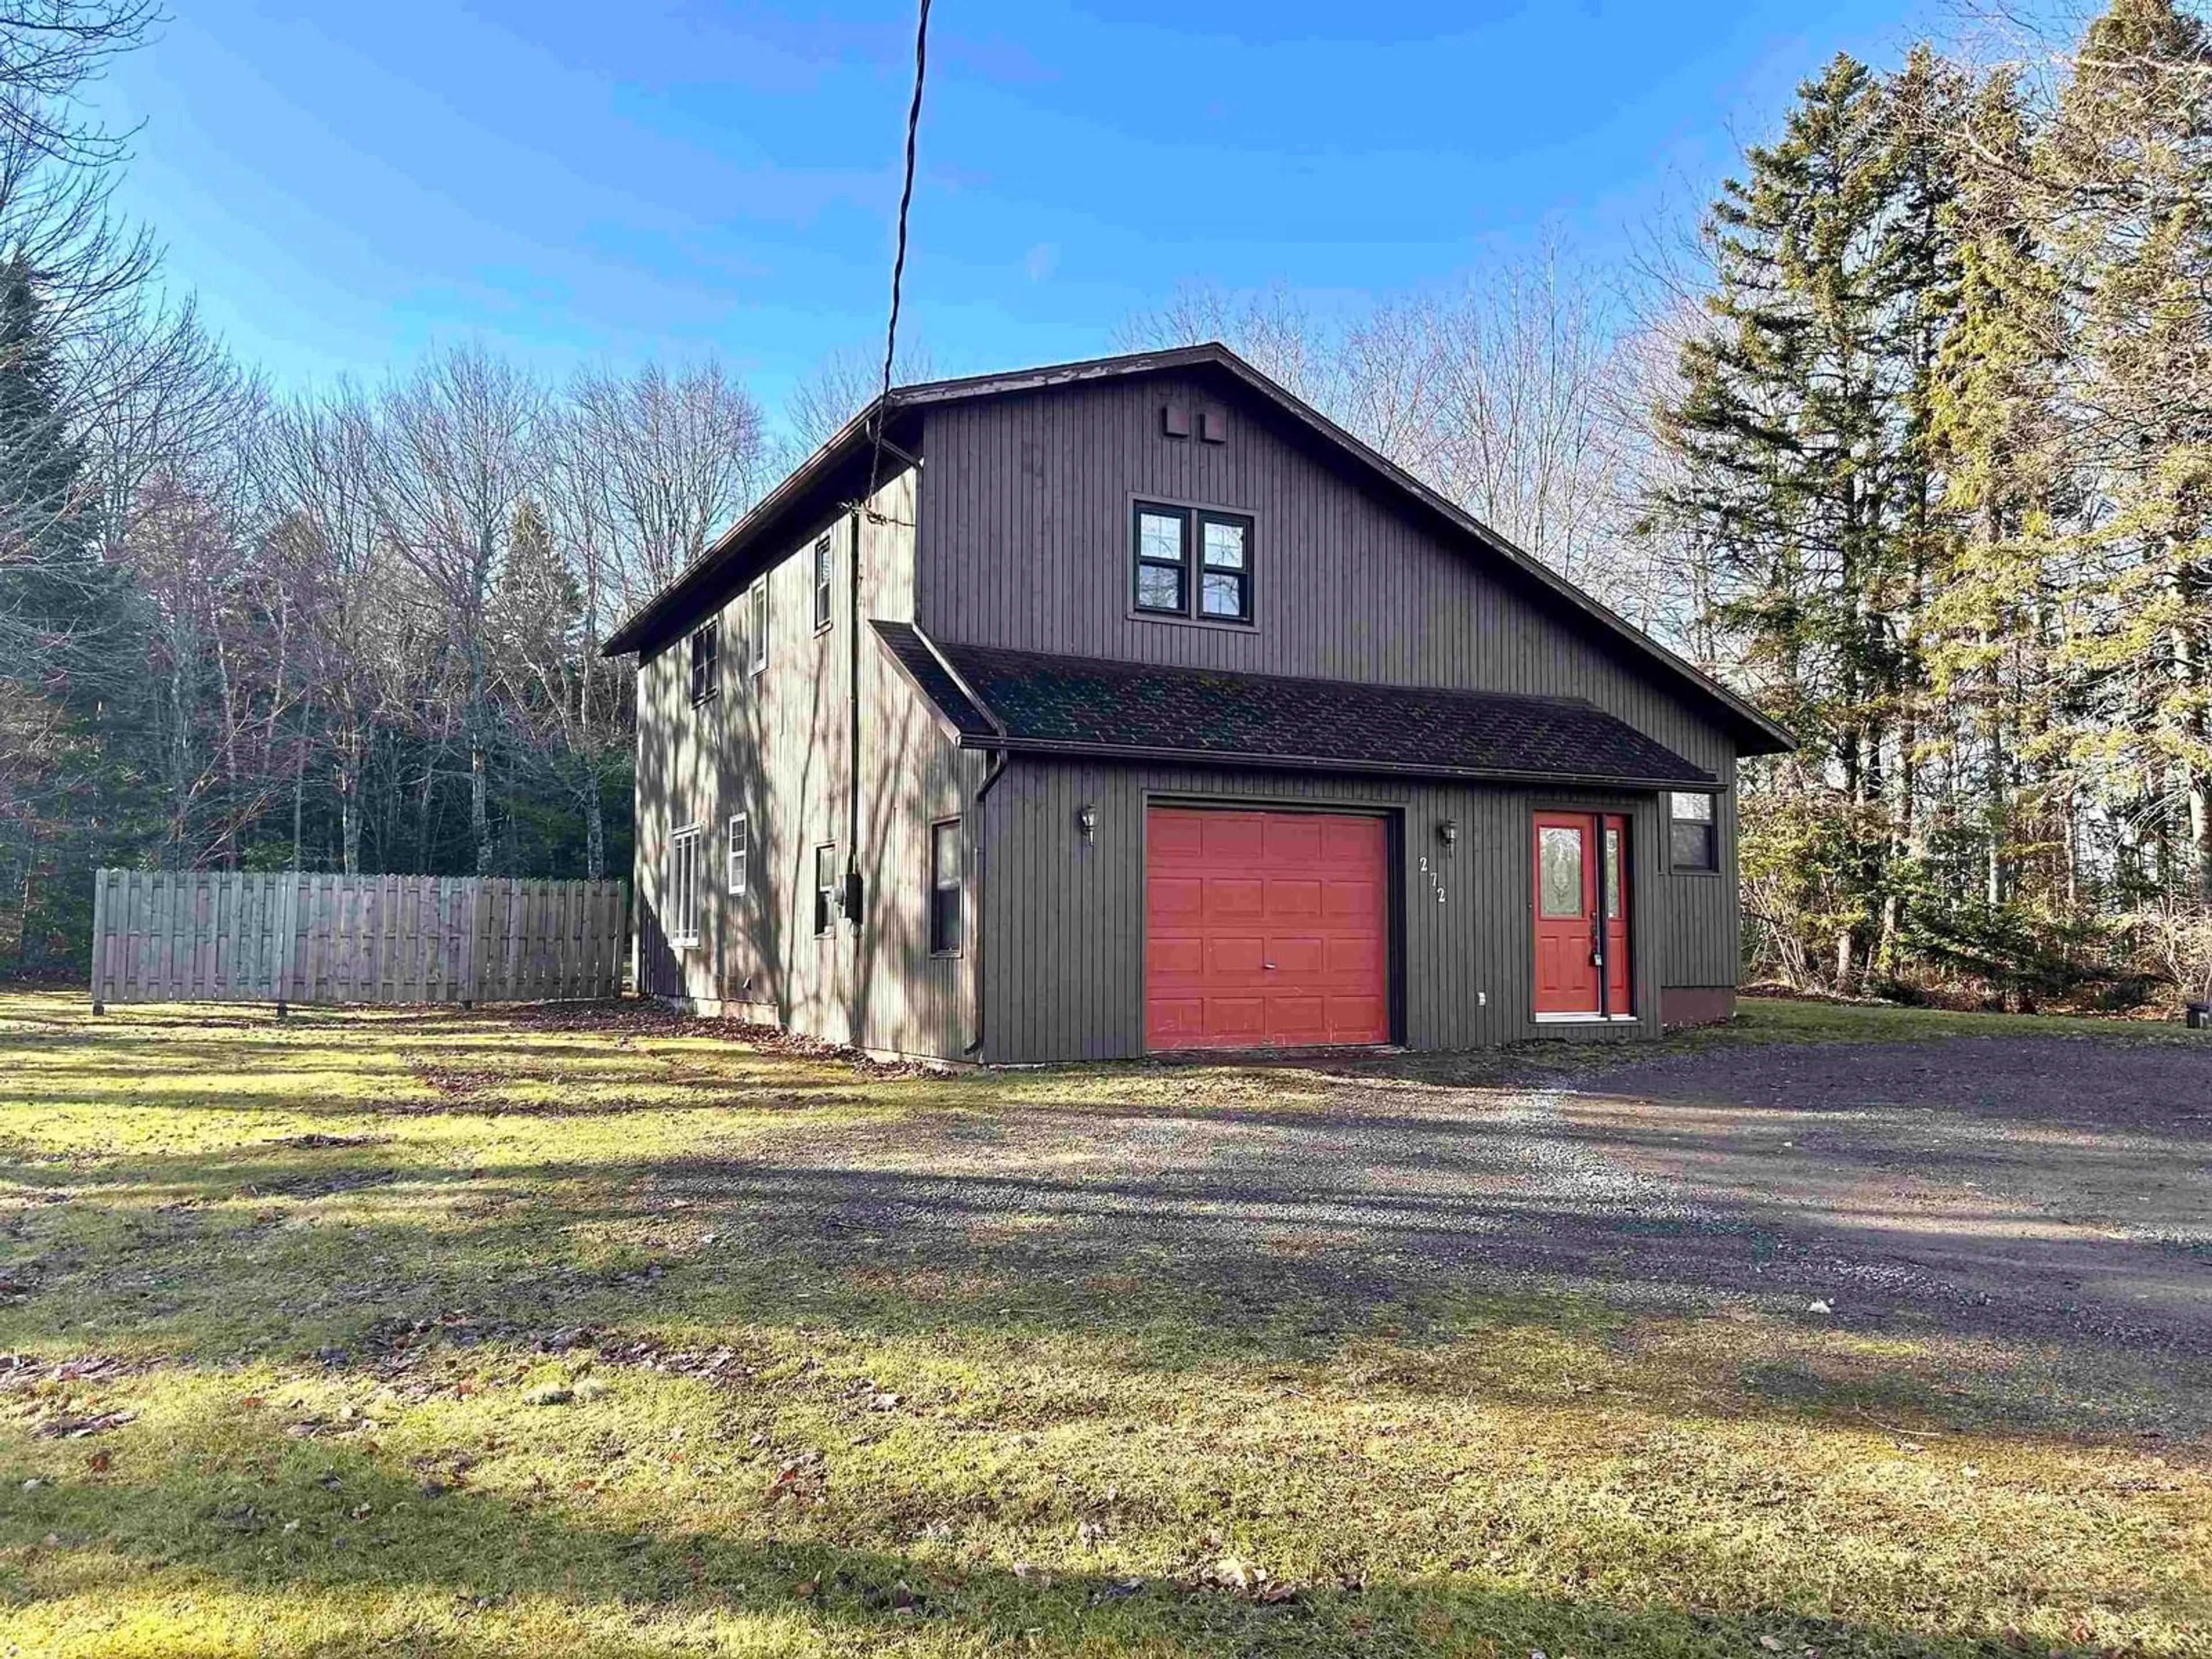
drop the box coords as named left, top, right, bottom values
left=1161, top=401, right=1191, bottom=438
left=1199, top=405, right=1228, bottom=444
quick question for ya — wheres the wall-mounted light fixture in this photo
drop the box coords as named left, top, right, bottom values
left=1077, top=804, right=1098, bottom=840
left=1437, top=819, right=1460, bottom=847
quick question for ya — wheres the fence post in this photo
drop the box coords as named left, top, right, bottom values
left=462, top=878, right=479, bottom=1010
left=613, top=880, right=630, bottom=1000
left=273, top=870, right=298, bottom=1018
left=89, top=868, right=107, bottom=1014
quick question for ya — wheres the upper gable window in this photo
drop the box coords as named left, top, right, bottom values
left=748, top=578, right=768, bottom=675
left=688, top=621, right=718, bottom=705
left=1199, top=516, right=1251, bottom=620
left=1132, top=502, right=1254, bottom=626
left=1133, top=506, right=1187, bottom=614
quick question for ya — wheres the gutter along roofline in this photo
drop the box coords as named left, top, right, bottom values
left=948, top=733, right=1715, bottom=794
left=870, top=624, right=1715, bottom=790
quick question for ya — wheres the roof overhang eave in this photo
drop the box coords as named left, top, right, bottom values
left=951, top=732, right=1718, bottom=793
left=600, top=395, right=893, bottom=658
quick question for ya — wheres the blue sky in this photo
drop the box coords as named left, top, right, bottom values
left=90, top=0, right=1968, bottom=418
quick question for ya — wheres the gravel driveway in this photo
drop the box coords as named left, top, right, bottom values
left=696, top=1033, right=2210, bottom=1389
left=1552, top=1037, right=2209, bottom=1348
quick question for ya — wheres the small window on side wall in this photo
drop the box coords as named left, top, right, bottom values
left=813, top=843, right=838, bottom=937
left=688, top=621, right=718, bottom=705
left=1669, top=791, right=1718, bottom=873
left=812, top=534, right=834, bottom=633
left=929, top=819, right=961, bottom=956
left=668, top=825, right=702, bottom=945
left=726, top=813, right=748, bottom=896
left=748, top=579, right=768, bottom=675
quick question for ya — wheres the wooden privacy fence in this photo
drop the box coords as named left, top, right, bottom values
left=89, top=871, right=628, bottom=1010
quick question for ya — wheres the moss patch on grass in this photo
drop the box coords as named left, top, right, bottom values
left=1, top=991, right=2205, bottom=1656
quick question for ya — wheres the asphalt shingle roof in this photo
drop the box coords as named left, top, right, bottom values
left=872, top=622, right=995, bottom=738
left=876, top=627, right=1714, bottom=789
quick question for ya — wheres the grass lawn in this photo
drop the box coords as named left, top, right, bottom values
left=0, top=991, right=2205, bottom=1657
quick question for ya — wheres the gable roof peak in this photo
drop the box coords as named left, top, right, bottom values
left=601, top=340, right=1792, bottom=756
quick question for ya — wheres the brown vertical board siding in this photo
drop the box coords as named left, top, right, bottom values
left=980, top=759, right=1670, bottom=1065
left=1653, top=784, right=1742, bottom=990
left=918, top=374, right=1745, bottom=1018
left=623, top=361, right=1761, bottom=1059
left=630, top=465, right=984, bottom=1060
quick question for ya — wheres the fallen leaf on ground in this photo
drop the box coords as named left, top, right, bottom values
left=1200, top=1556, right=1264, bottom=1593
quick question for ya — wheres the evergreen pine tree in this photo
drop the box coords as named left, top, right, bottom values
left=1927, top=68, right=2075, bottom=916
left=1656, top=54, right=1965, bottom=986
left=1869, top=44, right=1970, bottom=970
left=2037, top=0, right=2212, bottom=901
left=0, top=255, right=147, bottom=967
left=0, top=252, right=120, bottom=702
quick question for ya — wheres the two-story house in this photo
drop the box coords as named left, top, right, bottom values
left=602, top=343, right=1793, bottom=1064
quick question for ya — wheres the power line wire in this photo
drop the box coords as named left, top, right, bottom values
left=866, top=0, right=931, bottom=505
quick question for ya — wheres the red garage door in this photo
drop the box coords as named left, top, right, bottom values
left=1145, top=806, right=1391, bottom=1051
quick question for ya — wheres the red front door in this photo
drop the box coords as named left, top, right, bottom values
left=1533, top=812, right=1601, bottom=1014
left=1145, top=806, right=1391, bottom=1050
left=1533, top=812, right=1634, bottom=1018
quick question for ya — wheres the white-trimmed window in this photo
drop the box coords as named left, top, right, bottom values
left=813, top=842, right=838, bottom=937
left=811, top=533, right=834, bottom=633
left=668, top=825, right=703, bottom=945
left=726, top=813, right=749, bottom=896
left=688, top=621, right=718, bottom=705
left=928, top=819, right=961, bottom=956
left=1669, top=792, right=1718, bottom=873
left=748, top=578, right=768, bottom=675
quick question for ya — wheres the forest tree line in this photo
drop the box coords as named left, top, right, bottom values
left=2, top=0, right=2208, bottom=1010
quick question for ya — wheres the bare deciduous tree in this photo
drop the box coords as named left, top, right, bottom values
left=1120, top=249, right=1660, bottom=623
left=781, top=343, right=935, bottom=469
left=569, top=359, right=766, bottom=605
left=367, top=344, right=547, bottom=876
left=531, top=359, right=764, bottom=873
left=261, top=387, right=400, bottom=873
left=0, top=1, right=160, bottom=166
left=0, top=123, right=156, bottom=683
